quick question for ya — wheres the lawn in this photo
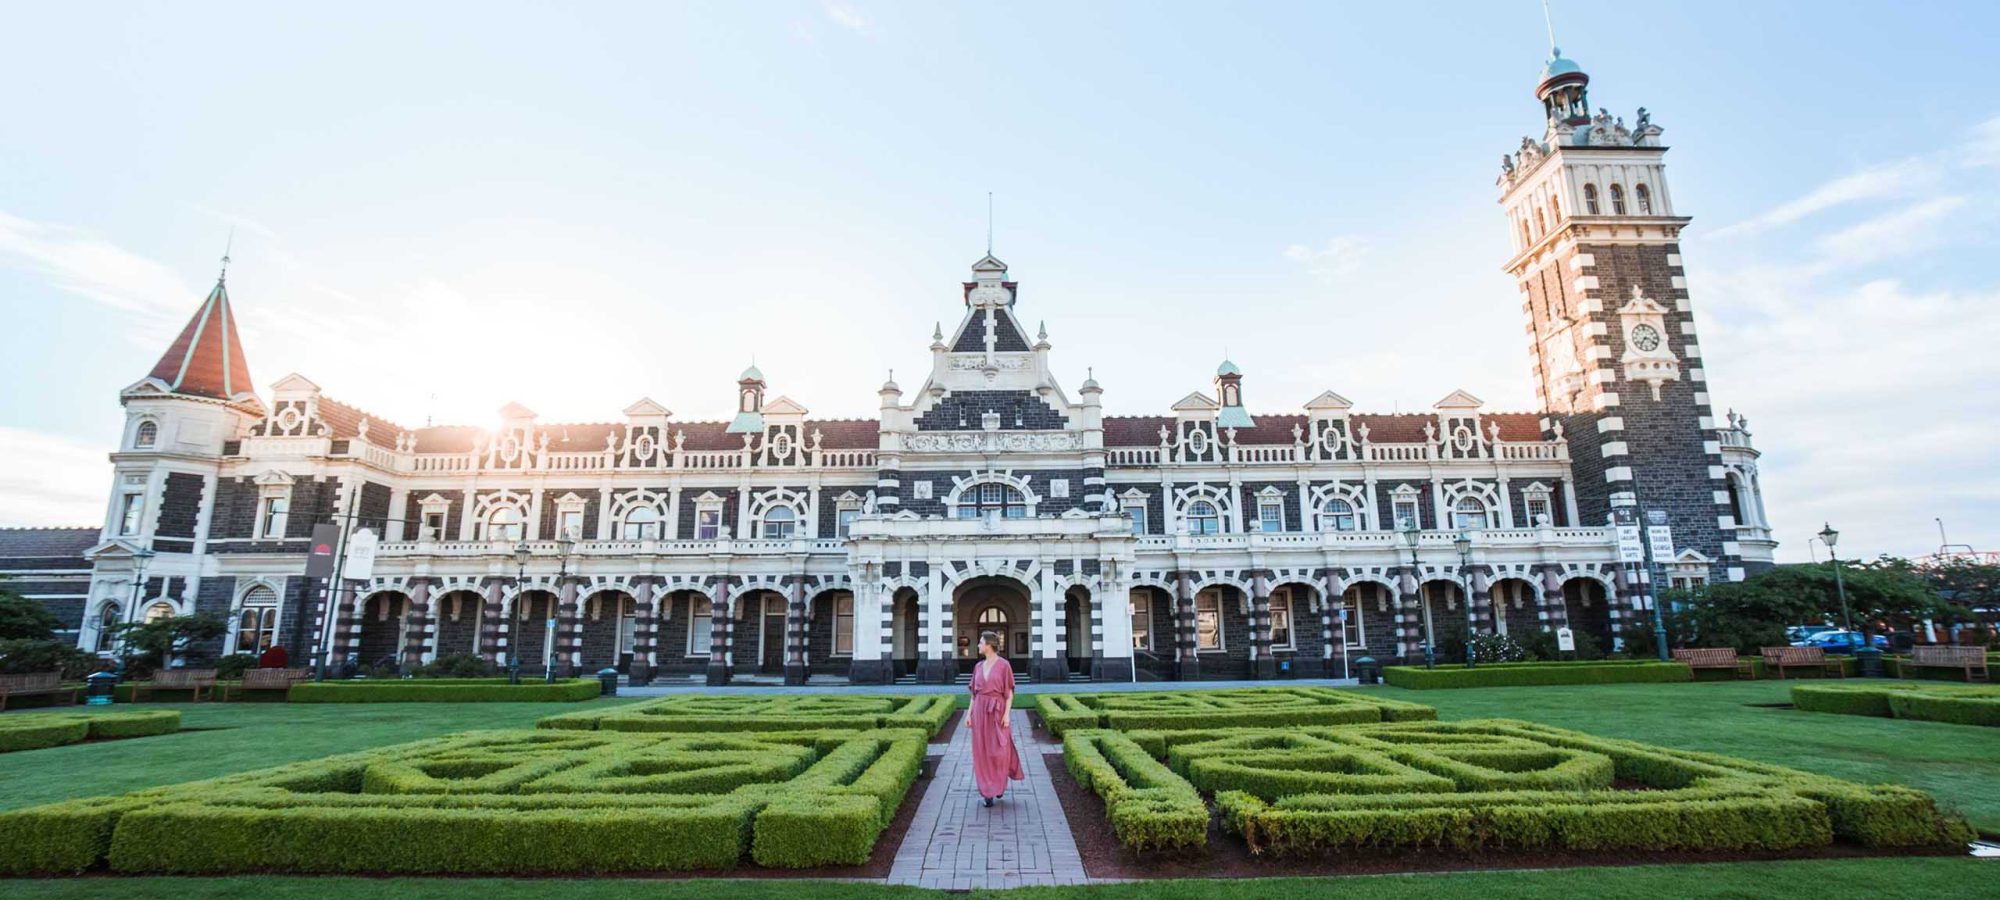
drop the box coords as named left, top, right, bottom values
left=0, top=858, right=1989, bottom=899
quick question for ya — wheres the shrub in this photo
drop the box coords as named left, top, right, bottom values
left=0, top=638, right=101, bottom=680
left=0, top=710, right=181, bottom=753
left=0, top=726, right=927, bottom=875
left=1033, top=687, right=1436, bottom=738
left=289, top=678, right=601, bottom=703
left=415, top=653, right=499, bottom=678
left=213, top=653, right=259, bottom=680
left=1466, top=632, right=1527, bottom=663
left=540, top=694, right=956, bottom=738
left=1381, top=660, right=1692, bottom=690
left=1063, top=730, right=1208, bottom=852
left=1793, top=683, right=2000, bottom=727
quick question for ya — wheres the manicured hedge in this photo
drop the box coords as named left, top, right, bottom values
left=1034, top=686, right=1436, bottom=738
left=289, top=678, right=602, bottom=703
left=0, top=710, right=181, bottom=753
left=539, top=694, right=956, bottom=738
left=1793, top=683, right=2000, bottom=727
left=0, top=726, right=926, bottom=875
left=1382, top=660, right=1692, bottom=689
left=1065, top=718, right=1971, bottom=856
left=1062, top=730, right=1207, bottom=852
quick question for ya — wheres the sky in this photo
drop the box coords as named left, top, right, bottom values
left=2, top=1, right=1997, bottom=562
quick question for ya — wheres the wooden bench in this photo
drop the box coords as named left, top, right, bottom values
left=1903, top=645, right=1991, bottom=682
left=1761, top=646, right=1845, bottom=679
left=1674, top=647, right=1754, bottom=679
left=224, top=667, right=310, bottom=699
left=132, top=668, right=219, bottom=702
left=0, top=672, right=80, bottom=710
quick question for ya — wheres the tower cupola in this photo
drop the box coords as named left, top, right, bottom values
left=1536, top=48, right=1590, bottom=127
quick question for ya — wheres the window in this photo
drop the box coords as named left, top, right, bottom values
left=1392, top=498, right=1420, bottom=531
left=760, top=506, right=797, bottom=539
left=1257, top=499, right=1284, bottom=533
left=259, top=496, right=290, bottom=539
left=834, top=594, right=854, bottom=655
left=144, top=602, right=175, bottom=624
left=1319, top=498, right=1358, bottom=532
left=975, top=606, right=1009, bottom=655
left=1125, top=502, right=1148, bottom=535
left=1524, top=491, right=1552, bottom=526
left=1186, top=500, right=1221, bottom=535
left=957, top=482, right=1027, bottom=519
left=1454, top=496, right=1491, bottom=530
left=1533, top=208, right=1546, bottom=237
left=688, top=596, right=713, bottom=655
left=1548, top=194, right=1560, bottom=223
left=1195, top=589, right=1223, bottom=650
left=1671, top=574, right=1708, bottom=594
left=238, top=603, right=278, bottom=653
left=694, top=507, right=722, bottom=540
left=836, top=508, right=858, bottom=537
left=621, top=507, right=661, bottom=540
left=618, top=596, right=638, bottom=653
left=1269, top=587, right=1294, bottom=650
left=1338, top=585, right=1370, bottom=647
left=134, top=420, right=158, bottom=448
left=484, top=506, right=522, bottom=541
left=118, top=493, right=144, bottom=536
left=1583, top=183, right=1600, bottom=214
left=556, top=510, right=583, bottom=541
left=1609, top=183, right=1627, bottom=215
left=1129, top=593, right=1151, bottom=651
left=95, top=604, right=121, bottom=652
left=1635, top=184, right=1652, bottom=214
left=422, top=511, right=445, bottom=540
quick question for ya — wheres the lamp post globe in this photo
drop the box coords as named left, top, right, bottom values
left=1819, top=523, right=1855, bottom=635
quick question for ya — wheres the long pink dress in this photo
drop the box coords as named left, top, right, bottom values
left=968, top=657, right=1025, bottom=800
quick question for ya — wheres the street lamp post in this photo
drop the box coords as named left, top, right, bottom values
left=510, top=541, right=531, bottom=685
left=1818, top=523, right=1854, bottom=633
left=1398, top=517, right=1436, bottom=670
left=120, top=547, right=156, bottom=678
left=547, top=535, right=577, bottom=683
left=1455, top=529, right=1476, bottom=668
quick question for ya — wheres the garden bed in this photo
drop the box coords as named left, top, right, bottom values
left=0, top=726, right=928, bottom=875
left=1792, top=683, right=2000, bottom=727
left=1383, top=661, right=1691, bottom=689
left=1034, top=686, right=1436, bottom=738
left=539, top=694, right=956, bottom=739
left=0, top=710, right=181, bottom=753
left=288, top=678, right=602, bottom=703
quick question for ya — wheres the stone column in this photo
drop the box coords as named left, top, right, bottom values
left=629, top=578, right=656, bottom=685
left=479, top=579, right=506, bottom=665
left=848, top=576, right=891, bottom=684
left=553, top=577, right=580, bottom=677
left=1092, top=566, right=1134, bottom=683
left=329, top=580, right=361, bottom=669
left=1397, top=567, right=1421, bottom=663
left=1538, top=565, right=1568, bottom=631
left=1249, top=570, right=1276, bottom=679
left=1310, top=569, right=1345, bottom=678
left=1174, top=570, right=1199, bottom=680
left=705, top=579, right=731, bottom=686
left=400, top=578, right=433, bottom=669
left=1470, top=567, right=1493, bottom=635
left=1033, top=566, right=1065, bottom=684
left=917, top=566, right=950, bottom=684
left=784, top=576, right=809, bottom=685
left=1610, top=567, right=1635, bottom=651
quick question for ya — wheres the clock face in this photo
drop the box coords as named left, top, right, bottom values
left=1630, top=324, right=1663, bottom=352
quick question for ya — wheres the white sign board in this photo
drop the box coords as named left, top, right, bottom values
left=1615, top=525, right=1645, bottom=563
left=1646, top=526, right=1674, bottom=560
left=342, top=528, right=379, bottom=580
left=1556, top=626, right=1576, bottom=652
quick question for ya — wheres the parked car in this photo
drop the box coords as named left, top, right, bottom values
left=1786, top=625, right=1840, bottom=643
left=1792, top=630, right=1889, bottom=653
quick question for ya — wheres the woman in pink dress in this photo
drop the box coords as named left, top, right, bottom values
left=968, top=630, right=1025, bottom=807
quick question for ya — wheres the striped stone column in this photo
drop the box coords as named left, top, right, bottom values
left=1538, top=565, right=1568, bottom=630
left=784, top=576, right=808, bottom=685
left=400, top=578, right=433, bottom=669
left=1396, top=567, right=1421, bottom=663
left=479, top=579, right=506, bottom=665
left=329, top=580, right=361, bottom=667
left=705, top=579, right=731, bottom=686
left=1249, top=570, right=1275, bottom=679
left=553, top=577, right=581, bottom=677
left=1173, top=571, right=1198, bottom=680
left=629, top=578, right=657, bottom=685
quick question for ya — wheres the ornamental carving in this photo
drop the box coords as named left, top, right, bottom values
left=947, top=356, right=1028, bottom=371
left=902, top=431, right=1082, bottom=453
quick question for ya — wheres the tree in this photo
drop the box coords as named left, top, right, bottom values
left=107, top=613, right=227, bottom=674
left=1920, top=557, right=2000, bottom=642
left=0, top=588, right=63, bottom=641
left=1676, top=575, right=1817, bottom=653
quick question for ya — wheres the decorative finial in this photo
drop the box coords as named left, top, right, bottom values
left=986, top=191, right=994, bottom=256
left=218, top=226, right=235, bottom=283
left=1542, top=0, right=1558, bottom=55
left=932, top=321, right=943, bottom=341
left=1037, top=320, right=1047, bottom=340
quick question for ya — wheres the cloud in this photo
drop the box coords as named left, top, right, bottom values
left=0, top=211, right=193, bottom=318
left=1709, top=159, right=1938, bottom=238
left=821, top=1, right=870, bottom=35
left=1283, top=236, right=1369, bottom=283
left=0, top=428, right=109, bottom=527
left=1811, top=196, right=1968, bottom=265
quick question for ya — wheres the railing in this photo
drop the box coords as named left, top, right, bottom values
left=1121, top=527, right=1616, bottom=555
left=816, top=449, right=877, bottom=468
left=1106, top=447, right=1161, bottom=467
left=376, top=536, right=849, bottom=559
left=311, top=439, right=877, bottom=475
left=1364, top=442, right=1431, bottom=462
left=1495, top=441, right=1565, bottom=461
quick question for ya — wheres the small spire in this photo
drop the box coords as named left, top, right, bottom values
left=986, top=191, right=994, bottom=256
left=218, top=227, right=235, bottom=284
left=1542, top=0, right=1558, bottom=55
left=1037, top=320, right=1047, bottom=340
left=932, top=321, right=943, bottom=341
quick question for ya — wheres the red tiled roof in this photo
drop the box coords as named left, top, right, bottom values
left=1105, top=411, right=1545, bottom=446
left=145, top=280, right=255, bottom=403
left=318, top=396, right=406, bottom=448
left=401, top=418, right=882, bottom=454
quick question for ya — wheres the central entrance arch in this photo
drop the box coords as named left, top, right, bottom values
left=954, top=576, right=1031, bottom=676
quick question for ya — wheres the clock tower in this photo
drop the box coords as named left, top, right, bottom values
left=1499, top=47, right=1759, bottom=584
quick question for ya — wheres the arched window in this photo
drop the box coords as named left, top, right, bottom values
left=144, top=602, right=175, bottom=624
left=484, top=506, right=522, bottom=541
left=1453, top=496, right=1492, bottom=530
left=1547, top=195, right=1561, bottom=225
left=1635, top=183, right=1653, bottom=214
left=134, top=420, right=158, bottom=448
left=238, top=586, right=279, bottom=652
left=977, top=606, right=1008, bottom=626
left=957, top=482, right=1027, bottom=519
left=1609, top=184, right=1627, bottom=215
left=688, top=596, right=713, bottom=654
left=95, top=604, right=122, bottom=652
left=759, top=506, right=797, bottom=540
left=1186, top=500, right=1221, bottom=535
left=1318, top=498, right=1359, bottom=532
left=1727, top=473, right=1750, bottom=526
left=1520, top=218, right=1531, bottom=246
left=1583, top=183, right=1600, bottom=214
left=1533, top=209, right=1546, bottom=236
left=833, top=594, right=854, bottom=655
left=621, top=507, right=661, bottom=540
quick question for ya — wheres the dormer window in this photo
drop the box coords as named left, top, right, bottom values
left=1583, top=183, right=1600, bottom=215
left=1609, top=183, right=1627, bottom=215
left=134, top=420, right=158, bottom=449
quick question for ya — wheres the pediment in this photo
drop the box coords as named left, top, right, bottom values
left=1303, top=390, right=1353, bottom=412
left=693, top=491, right=727, bottom=505
left=1170, top=392, right=1220, bottom=412
left=1617, top=284, right=1673, bottom=316
left=623, top=397, right=671, bottom=418
left=270, top=373, right=322, bottom=394
left=418, top=493, right=453, bottom=509
left=253, top=470, right=295, bottom=486
left=1672, top=548, right=1715, bottom=565
left=764, top=396, right=809, bottom=416
left=1432, top=389, right=1485, bottom=410
left=498, top=402, right=537, bottom=421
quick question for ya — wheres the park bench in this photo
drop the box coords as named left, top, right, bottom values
left=1760, top=646, right=1844, bottom=680
left=224, top=667, right=311, bottom=699
left=0, top=672, right=80, bottom=710
left=132, top=668, right=220, bottom=702
left=1673, top=647, right=1754, bottom=679
left=1902, top=645, right=1990, bottom=682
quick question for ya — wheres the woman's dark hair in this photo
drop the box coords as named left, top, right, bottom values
left=979, top=630, right=1001, bottom=653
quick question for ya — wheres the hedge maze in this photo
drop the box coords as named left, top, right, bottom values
left=0, top=710, right=181, bottom=753
left=0, top=726, right=927, bottom=875
left=1063, top=719, right=1972, bottom=857
left=1793, top=683, right=2000, bottom=727
left=540, top=694, right=957, bottom=737
left=1035, top=687, right=1436, bottom=738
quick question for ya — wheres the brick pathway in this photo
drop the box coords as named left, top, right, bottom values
left=889, top=709, right=1087, bottom=889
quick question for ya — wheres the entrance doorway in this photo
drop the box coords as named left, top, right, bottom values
left=759, top=593, right=786, bottom=674
left=1063, top=587, right=1092, bottom=675
left=954, top=576, right=1031, bottom=676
